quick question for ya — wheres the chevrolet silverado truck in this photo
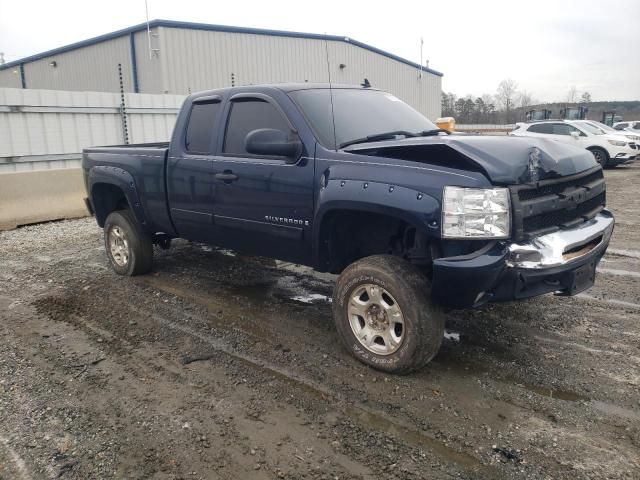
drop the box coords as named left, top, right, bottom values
left=83, top=84, right=614, bottom=374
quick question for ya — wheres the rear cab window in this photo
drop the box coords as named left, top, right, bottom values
left=185, top=101, right=221, bottom=153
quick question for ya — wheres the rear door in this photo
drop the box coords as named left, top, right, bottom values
left=166, top=96, right=222, bottom=241
left=524, top=123, right=554, bottom=138
left=209, top=93, right=315, bottom=263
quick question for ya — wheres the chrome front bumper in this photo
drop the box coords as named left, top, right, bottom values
left=507, top=210, right=614, bottom=269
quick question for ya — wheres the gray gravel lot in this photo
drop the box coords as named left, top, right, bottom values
left=0, top=164, right=639, bottom=479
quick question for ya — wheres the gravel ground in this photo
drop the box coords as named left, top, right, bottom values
left=1, top=164, right=639, bottom=479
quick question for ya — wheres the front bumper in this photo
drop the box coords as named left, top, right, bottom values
left=431, top=210, right=614, bottom=308
left=608, top=146, right=637, bottom=165
left=609, top=154, right=636, bottom=166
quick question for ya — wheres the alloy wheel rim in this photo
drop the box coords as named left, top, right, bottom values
left=594, top=151, right=604, bottom=164
left=108, top=226, right=130, bottom=267
left=348, top=284, right=405, bottom=355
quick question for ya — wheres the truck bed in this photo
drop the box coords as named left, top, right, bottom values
left=82, top=143, right=175, bottom=236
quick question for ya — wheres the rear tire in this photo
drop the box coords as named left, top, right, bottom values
left=589, top=147, right=609, bottom=167
left=332, top=255, right=445, bottom=374
left=104, top=210, right=153, bottom=276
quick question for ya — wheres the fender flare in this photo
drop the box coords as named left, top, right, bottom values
left=312, top=178, right=441, bottom=269
left=87, top=165, right=148, bottom=227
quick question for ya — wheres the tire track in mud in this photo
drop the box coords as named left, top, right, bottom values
left=0, top=434, right=32, bottom=480
left=30, top=288, right=502, bottom=479
left=128, top=280, right=502, bottom=477
left=136, top=274, right=640, bottom=477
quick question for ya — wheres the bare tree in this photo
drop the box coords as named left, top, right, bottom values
left=496, top=79, right=518, bottom=123
left=518, top=90, right=534, bottom=109
left=566, top=85, right=578, bottom=103
left=580, top=91, right=592, bottom=104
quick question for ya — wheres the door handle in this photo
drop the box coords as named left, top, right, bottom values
left=215, top=172, right=239, bottom=183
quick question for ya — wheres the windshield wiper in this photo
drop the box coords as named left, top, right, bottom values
left=339, top=130, right=417, bottom=149
left=417, top=128, right=451, bottom=136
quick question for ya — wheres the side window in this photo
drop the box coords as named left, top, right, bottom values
left=551, top=123, right=574, bottom=135
left=614, top=123, right=628, bottom=130
left=528, top=123, right=552, bottom=134
left=223, top=99, right=290, bottom=155
left=185, top=101, right=221, bottom=153
left=633, top=122, right=640, bottom=129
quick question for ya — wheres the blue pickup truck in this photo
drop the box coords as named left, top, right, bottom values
left=83, top=83, right=614, bottom=373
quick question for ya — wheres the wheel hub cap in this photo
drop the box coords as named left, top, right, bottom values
left=348, top=284, right=405, bottom=355
left=108, top=226, right=130, bottom=267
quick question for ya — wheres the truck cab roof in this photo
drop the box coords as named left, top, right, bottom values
left=188, top=82, right=377, bottom=100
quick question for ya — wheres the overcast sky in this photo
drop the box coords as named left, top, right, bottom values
left=1, top=0, right=638, bottom=102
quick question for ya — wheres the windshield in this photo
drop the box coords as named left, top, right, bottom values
left=289, top=89, right=437, bottom=149
left=586, top=121, right=616, bottom=133
left=577, top=122, right=605, bottom=135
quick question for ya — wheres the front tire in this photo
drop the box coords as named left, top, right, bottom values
left=332, top=255, right=445, bottom=374
left=589, top=147, right=609, bottom=167
left=104, top=210, right=153, bottom=276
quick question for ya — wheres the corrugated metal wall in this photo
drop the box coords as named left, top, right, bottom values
left=157, top=27, right=441, bottom=119
left=22, top=36, right=133, bottom=93
left=0, top=26, right=441, bottom=119
left=0, top=67, right=23, bottom=89
left=0, top=88, right=184, bottom=173
left=133, top=29, right=164, bottom=94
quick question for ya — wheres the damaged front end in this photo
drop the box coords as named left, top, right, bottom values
left=431, top=210, right=614, bottom=309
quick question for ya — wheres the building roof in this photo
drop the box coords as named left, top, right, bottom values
left=0, top=19, right=443, bottom=77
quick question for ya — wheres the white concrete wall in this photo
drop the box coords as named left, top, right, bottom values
left=0, top=87, right=185, bottom=229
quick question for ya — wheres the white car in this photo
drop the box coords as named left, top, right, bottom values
left=579, top=120, right=640, bottom=144
left=510, top=119, right=637, bottom=167
left=613, top=120, right=640, bottom=134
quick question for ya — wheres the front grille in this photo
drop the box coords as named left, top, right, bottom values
left=510, top=167, right=606, bottom=241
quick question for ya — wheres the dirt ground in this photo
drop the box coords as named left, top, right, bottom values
left=1, top=164, right=639, bottom=480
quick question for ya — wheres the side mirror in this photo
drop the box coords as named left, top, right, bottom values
left=245, top=128, right=302, bottom=162
left=570, top=131, right=580, bottom=139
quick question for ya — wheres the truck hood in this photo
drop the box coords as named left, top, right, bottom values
left=343, top=135, right=598, bottom=184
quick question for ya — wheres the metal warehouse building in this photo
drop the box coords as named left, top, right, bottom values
left=0, top=20, right=443, bottom=119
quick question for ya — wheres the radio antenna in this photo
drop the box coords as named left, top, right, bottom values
left=145, top=0, right=153, bottom=60
left=324, top=34, right=338, bottom=151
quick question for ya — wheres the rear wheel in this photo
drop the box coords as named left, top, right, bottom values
left=332, top=255, right=445, bottom=374
left=104, top=210, right=153, bottom=276
left=589, top=147, right=609, bottom=167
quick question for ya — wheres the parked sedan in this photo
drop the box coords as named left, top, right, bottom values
left=510, top=120, right=637, bottom=167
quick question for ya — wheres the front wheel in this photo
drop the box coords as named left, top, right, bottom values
left=332, top=255, right=445, bottom=374
left=589, top=147, right=609, bottom=167
left=104, top=210, right=153, bottom=276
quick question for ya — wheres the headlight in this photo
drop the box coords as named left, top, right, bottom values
left=608, top=139, right=627, bottom=147
left=442, top=187, right=511, bottom=239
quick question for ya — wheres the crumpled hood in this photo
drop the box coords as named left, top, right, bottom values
left=343, top=135, right=598, bottom=184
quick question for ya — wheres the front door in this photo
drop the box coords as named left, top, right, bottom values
left=210, top=95, right=315, bottom=263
